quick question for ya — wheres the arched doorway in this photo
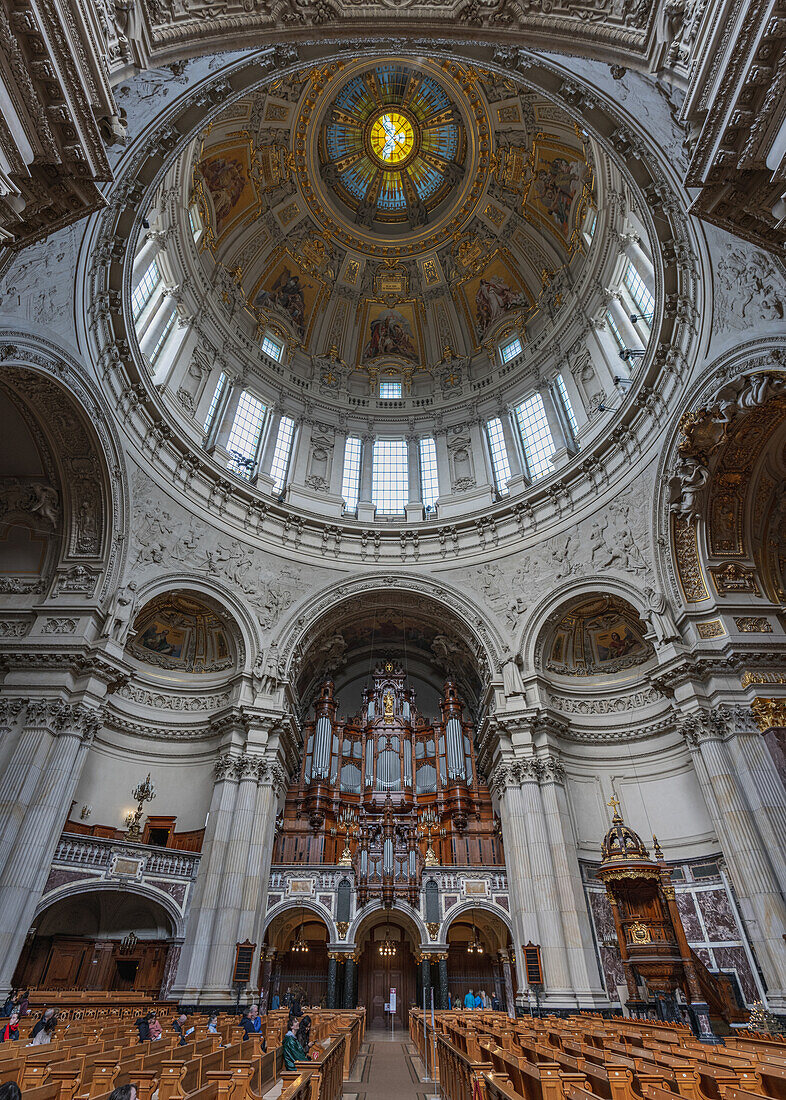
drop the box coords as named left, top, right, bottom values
left=264, top=907, right=331, bottom=1009
left=15, top=890, right=176, bottom=993
left=356, top=909, right=420, bottom=1030
left=445, top=908, right=516, bottom=1011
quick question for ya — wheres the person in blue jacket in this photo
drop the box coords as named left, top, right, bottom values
left=474, top=992, right=483, bottom=1009
left=463, top=988, right=475, bottom=1009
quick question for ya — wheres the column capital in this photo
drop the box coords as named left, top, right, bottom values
left=538, top=754, right=566, bottom=784
left=677, top=709, right=726, bottom=746
left=751, top=697, right=786, bottom=731
left=0, top=697, right=26, bottom=725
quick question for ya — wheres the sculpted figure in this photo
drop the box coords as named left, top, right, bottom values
left=101, top=581, right=137, bottom=641
left=502, top=654, right=526, bottom=697
left=642, top=586, right=680, bottom=645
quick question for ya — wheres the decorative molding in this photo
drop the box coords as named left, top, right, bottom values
left=733, top=616, right=772, bottom=633
left=751, top=697, right=786, bottom=732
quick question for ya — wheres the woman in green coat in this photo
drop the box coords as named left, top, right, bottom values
left=283, top=1016, right=309, bottom=1069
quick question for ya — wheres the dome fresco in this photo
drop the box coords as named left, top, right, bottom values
left=189, top=58, right=598, bottom=365
left=542, top=595, right=654, bottom=677
left=127, top=592, right=236, bottom=674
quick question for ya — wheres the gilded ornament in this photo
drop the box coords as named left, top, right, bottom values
left=751, top=698, right=786, bottom=731
left=733, top=616, right=772, bottom=633
left=697, top=620, right=725, bottom=639
left=672, top=516, right=709, bottom=602
left=426, top=922, right=441, bottom=939
left=628, top=921, right=651, bottom=945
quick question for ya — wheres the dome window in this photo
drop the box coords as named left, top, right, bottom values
left=485, top=418, right=512, bottom=496
left=131, top=259, right=162, bottom=320
left=379, top=380, right=402, bottom=399
left=419, top=438, right=439, bottom=512
left=341, top=436, right=362, bottom=515
left=227, top=390, right=267, bottom=480
left=500, top=336, right=523, bottom=365
left=269, top=416, right=296, bottom=492
left=261, top=332, right=284, bottom=362
left=372, top=439, right=407, bottom=515
left=514, top=393, right=556, bottom=481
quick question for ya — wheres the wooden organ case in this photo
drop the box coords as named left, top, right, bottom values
left=274, top=662, right=503, bottom=901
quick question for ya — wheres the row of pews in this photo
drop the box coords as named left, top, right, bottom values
left=410, top=1010, right=786, bottom=1100
left=1, top=1000, right=364, bottom=1100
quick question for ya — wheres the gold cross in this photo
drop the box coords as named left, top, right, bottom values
left=607, top=794, right=621, bottom=816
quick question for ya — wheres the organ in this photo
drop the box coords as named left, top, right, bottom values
left=274, top=661, right=503, bottom=901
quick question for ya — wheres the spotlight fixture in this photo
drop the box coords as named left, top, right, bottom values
left=618, top=348, right=646, bottom=361
left=613, top=376, right=634, bottom=387
left=291, top=909, right=309, bottom=953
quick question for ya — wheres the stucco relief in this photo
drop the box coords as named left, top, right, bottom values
left=128, top=467, right=332, bottom=634
left=713, top=241, right=786, bottom=337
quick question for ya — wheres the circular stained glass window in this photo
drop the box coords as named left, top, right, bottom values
left=369, top=112, right=416, bottom=166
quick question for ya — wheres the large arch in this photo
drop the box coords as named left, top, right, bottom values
left=33, top=879, right=186, bottom=938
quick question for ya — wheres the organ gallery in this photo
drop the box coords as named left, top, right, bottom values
left=0, top=0, right=785, bottom=1062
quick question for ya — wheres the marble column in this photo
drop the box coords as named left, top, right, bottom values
left=517, top=759, right=573, bottom=1003
left=343, top=956, right=356, bottom=1009
left=204, top=755, right=261, bottom=997
left=0, top=704, right=100, bottom=987
left=172, top=753, right=240, bottom=1000
left=682, top=711, right=786, bottom=1010
left=237, top=761, right=282, bottom=980
left=327, top=954, right=339, bottom=1009
left=539, top=757, right=607, bottom=1006
left=0, top=699, right=57, bottom=870
left=259, top=949, right=276, bottom=1012
left=420, top=955, right=432, bottom=1008
left=437, top=953, right=449, bottom=1010
left=725, top=708, right=786, bottom=896
left=499, top=950, right=515, bottom=1014
left=491, top=762, right=538, bottom=998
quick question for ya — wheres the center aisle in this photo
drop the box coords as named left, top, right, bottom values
left=343, top=1027, right=437, bottom=1100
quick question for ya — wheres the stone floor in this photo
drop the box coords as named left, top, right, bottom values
left=342, top=1029, right=440, bottom=1100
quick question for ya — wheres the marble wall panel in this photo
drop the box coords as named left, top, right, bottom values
left=712, top=945, right=757, bottom=1003
left=675, top=890, right=703, bottom=941
left=695, top=888, right=738, bottom=941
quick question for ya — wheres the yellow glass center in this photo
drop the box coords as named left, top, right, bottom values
left=370, top=112, right=415, bottom=165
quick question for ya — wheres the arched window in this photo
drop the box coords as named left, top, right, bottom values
left=425, top=879, right=440, bottom=924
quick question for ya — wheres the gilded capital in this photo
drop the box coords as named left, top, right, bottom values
left=751, top=697, right=786, bottom=732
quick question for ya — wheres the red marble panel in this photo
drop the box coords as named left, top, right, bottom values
left=695, top=888, right=738, bottom=940
left=675, top=890, right=703, bottom=941
left=712, top=945, right=757, bottom=1003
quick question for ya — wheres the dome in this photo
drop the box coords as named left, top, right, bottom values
left=598, top=799, right=655, bottom=872
left=124, top=48, right=667, bottom=536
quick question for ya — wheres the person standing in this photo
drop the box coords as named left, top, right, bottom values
left=473, top=991, right=482, bottom=1009
left=463, top=989, right=474, bottom=1009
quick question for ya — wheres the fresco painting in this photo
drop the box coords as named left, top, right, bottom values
left=198, top=144, right=256, bottom=232
left=526, top=140, right=591, bottom=239
left=362, top=304, right=420, bottom=363
left=253, top=257, right=321, bottom=341
left=462, top=254, right=528, bottom=338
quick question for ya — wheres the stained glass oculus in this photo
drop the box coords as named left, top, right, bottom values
left=321, top=63, right=465, bottom=226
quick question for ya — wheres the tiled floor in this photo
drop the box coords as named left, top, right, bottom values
left=343, top=1030, right=440, bottom=1100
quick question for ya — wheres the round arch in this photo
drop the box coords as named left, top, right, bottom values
left=278, top=571, right=507, bottom=686
left=128, top=573, right=259, bottom=672
left=439, top=898, right=515, bottom=949
left=347, top=898, right=429, bottom=948
left=518, top=574, right=657, bottom=671
left=33, top=879, right=185, bottom=938
left=262, top=898, right=338, bottom=944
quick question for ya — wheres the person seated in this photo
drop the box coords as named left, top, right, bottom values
left=135, top=1014, right=150, bottom=1043
left=148, top=1012, right=162, bottom=1041
left=463, top=989, right=475, bottom=1009
left=29, top=1011, right=57, bottom=1046
left=172, top=1015, right=194, bottom=1045
left=283, top=1016, right=309, bottom=1070
left=207, top=1014, right=219, bottom=1035
left=0, top=1082, right=22, bottom=1100
left=0, top=992, right=16, bottom=1018
left=17, top=992, right=29, bottom=1018
left=108, top=1086, right=137, bottom=1100
left=271, top=993, right=280, bottom=1010
left=0, top=1014, right=19, bottom=1043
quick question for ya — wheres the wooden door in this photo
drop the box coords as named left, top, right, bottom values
left=358, top=942, right=415, bottom=1029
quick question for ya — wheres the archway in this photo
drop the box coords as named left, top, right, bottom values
left=15, top=889, right=176, bottom=994
left=264, top=906, right=332, bottom=1010
left=354, top=907, right=422, bottom=1030
left=444, top=906, right=516, bottom=1012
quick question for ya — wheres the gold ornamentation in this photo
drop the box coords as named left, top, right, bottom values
left=734, top=616, right=772, bottom=633
left=628, top=921, right=651, bottom=945
left=751, top=697, right=786, bottom=731
left=483, top=202, right=505, bottom=228
left=672, top=516, right=709, bottom=602
left=383, top=691, right=394, bottom=721
left=710, top=561, right=762, bottom=596
left=697, top=619, right=725, bottom=639
left=426, top=922, right=440, bottom=939
left=741, top=671, right=786, bottom=688
left=335, top=922, right=349, bottom=939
